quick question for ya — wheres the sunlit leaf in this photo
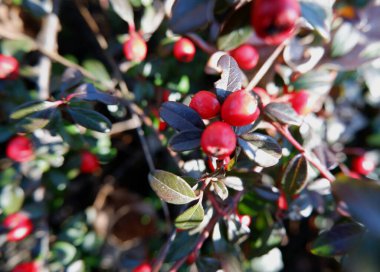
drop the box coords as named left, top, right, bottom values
left=175, top=202, right=204, bottom=229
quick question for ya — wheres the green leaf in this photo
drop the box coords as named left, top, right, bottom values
left=310, top=223, right=364, bottom=257
left=52, top=241, right=77, bottom=265
left=82, top=59, right=112, bottom=89
left=0, top=185, right=24, bottom=215
left=15, top=108, right=58, bottom=133
left=218, top=26, right=252, bottom=51
left=331, top=22, right=360, bottom=58
left=109, top=0, right=134, bottom=26
left=213, top=180, right=229, bottom=201
left=282, top=154, right=308, bottom=196
left=67, top=107, right=112, bottom=133
left=160, top=102, right=205, bottom=131
left=10, top=100, right=59, bottom=120
left=300, top=0, right=332, bottom=41
left=169, top=130, right=202, bottom=152
left=333, top=177, right=380, bottom=236
left=264, top=103, right=302, bottom=126
left=148, top=170, right=197, bottom=205
left=291, top=69, right=335, bottom=95
left=175, top=202, right=204, bottom=229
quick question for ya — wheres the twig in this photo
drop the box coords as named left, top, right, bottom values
left=187, top=33, right=217, bottom=55
left=151, top=229, right=177, bottom=272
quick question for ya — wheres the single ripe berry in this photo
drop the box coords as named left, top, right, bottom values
left=80, top=151, right=100, bottom=174
left=277, top=192, right=288, bottom=211
left=189, top=91, right=221, bottom=119
left=123, top=32, right=148, bottom=62
left=352, top=155, right=376, bottom=176
left=12, top=262, right=39, bottom=272
left=6, top=136, right=34, bottom=163
left=173, top=37, right=196, bottom=63
left=221, top=90, right=259, bottom=126
left=201, top=122, right=236, bottom=159
left=288, top=90, right=312, bottom=115
left=253, top=87, right=271, bottom=106
left=0, top=54, right=19, bottom=80
left=229, top=44, right=259, bottom=70
left=251, top=0, right=301, bottom=45
left=4, top=212, right=33, bottom=242
left=133, top=262, right=152, bottom=272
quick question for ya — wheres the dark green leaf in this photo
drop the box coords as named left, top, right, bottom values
left=310, top=223, right=364, bottom=257
left=166, top=231, right=199, bottom=262
left=333, top=177, right=380, bottom=236
left=264, top=103, right=302, bottom=126
left=169, top=0, right=215, bottom=34
left=148, top=170, right=197, bottom=205
left=0, top=185, right=24, bottom=215
left=0, top=125, right=14, bottom=143
left=10, top=100, right=59, bottom=120
left=175, top=202, right=204, bottom=229
left=252, top=184, right=280, bottom=202
left=218, top=26, right=252, bottom=51
left=160, top=102, right=205, bottom=131
left=169, top=130, right=202, bottom=152
left=71, top=83, right=118, bottom=105
left=282, top=154, right=308, bottom=196
left=214, top=55, right=242, bottom=102
left=238, top=133, right=282, bottom=167
left=60, top=68, right=83, bottom=93
left=67, top=107, right=112, bottom=133
left=213, top=180, right=229, bottom=200
left=15, top=107, right=58, bottom=133
left=109, top=0, right=134, bottom=26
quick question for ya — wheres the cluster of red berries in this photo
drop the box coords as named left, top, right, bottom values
left=189, top=89, right=259, bottom=160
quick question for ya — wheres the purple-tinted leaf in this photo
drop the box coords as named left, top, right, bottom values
left=282, top=154, right=309, bottom=196
left=160, top=102, right=205, bottom=131
left=169, top=0, right=215, bottom=34
left=252, top=184, right=280, bottom=202
left=264, top=103, right=302, bottom=126
left=333, top=177, right=380, bottom=236
left=67, top=107, right=112, bottom=133
left=313, top=145, right=338, bottom=170
left=70, top=83, right=118, bottom=105
left=310, top=223, right=364, bottom=257
left=60, top=68, right=83, bottom=93
left=214, top=55, right=242, bottom=102
left=169, top=130, right=202, bottom=152
left=238, top=133, right=282, bottom=167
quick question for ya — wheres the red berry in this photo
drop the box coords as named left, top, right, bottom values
left=186, top=252, right=197, bottom=265
left=189, top=91, right=221, bottom=119
left=173, top=37, right=196, bottom=63
left=4, top=213, right=33, bottom=242
left=237, top=214, right=252, bottom=227
left=133, top=262, right=152, bottom=272
left=123, top=32, right=148, bottom=62
left=0, top=54, right=19, bottom=80
left=277, top=192, right=288, bottom=211
left=352, top=155, right=376, bottom=176
left=6, top=136, right=34, bottom=163
left=80, top=151, right=100, bottom=174
left=251, top=0, right=300, bottom=45
left=221, top=90, right=259, bottom=126
left=12, top=262, right=39, bottom=272
left=201, top=122, right=236, bottom=159
left=229, top=44, right=259, bottom=70
left=288, top=90, right=312, bottom=115
left=253, top=87, right=272, bottom=106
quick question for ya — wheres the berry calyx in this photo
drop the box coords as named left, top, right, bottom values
left=189, top=91, right=221, bottom=119
left=0, top=54, right=19, bottom=80
left=221, top=90, right=259, bottom=126
left=229, top=44, right=259, bottom=70
left=352, top=155, right=376, bottom=176
left=4, top=212, right=33, bottom=242
left=251, top=0, right=301, bottom=45
left=173, top=37, right=196, bottom=63
left=288, top=90, right=312, bottom=115
left=133, top=262, right=152, bottom=272
left=12, top=262, right=39, bottom=272
left=80, top=151, right=100, bottom=174
left=201, top=122, right=236, bottom=159
left=123, top=32, right=148, bottom=62
left=6, top=136, right=34, bottom=163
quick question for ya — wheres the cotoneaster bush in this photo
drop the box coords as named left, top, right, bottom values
left=0, top=0, right=380, bottom=272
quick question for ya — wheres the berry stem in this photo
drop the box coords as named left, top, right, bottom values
left=186, top=33, right=217, bottom=55
left=271, top=122, right=336, bottom=182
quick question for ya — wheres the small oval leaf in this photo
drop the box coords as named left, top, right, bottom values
left=71, top=83, right=118, bottom=105
left=175, top=202, right=205, bottom=229
left=169, top=130, right=202, bottom=152
left=264, top=102, right=302, bottom=126
left=282, top=154, right=309, bottom=196
left=149, top=170, right=197, bottom=205
left=109, top=0, right=134, bottom=26
left=0, top=185, right=24, bottom=215
left=222, top=176, right=244, bottom=191
left=67, top=107, right=112, bottom=133
left=213, top=180, right=229, bottom=201
left=160, top=102, right=205, bottom=131
left=60, top=68, right=83, bottom=93
left=10, top=101, right=59, bottom=120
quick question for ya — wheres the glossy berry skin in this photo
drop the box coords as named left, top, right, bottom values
left=221, top=90, right=259, bottom=126
left=80, top=151, right=100, bottom=174
left=288, top=90, right=312, bottom=115
left=230, top=44, right=259, bottom=70
left=201, top=122, right=236, bottom=159
left=123, top=32, right=148, bottom=62
left=251, top=0, right=300, bottom=45
left=0, top=54, right=19, bottom=80
left=189, top=91, right=221, bottom=119
left=6, top=136, right=34, bottom=163
left=173, top=37, right=196, bottom=63
left=352, top=155, right=376, bottom=176
left=133, top=263, right=152, bottom=272
left=12, top=262, right=39, bottom=272
left=4, top=213, right=33, bottom=242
